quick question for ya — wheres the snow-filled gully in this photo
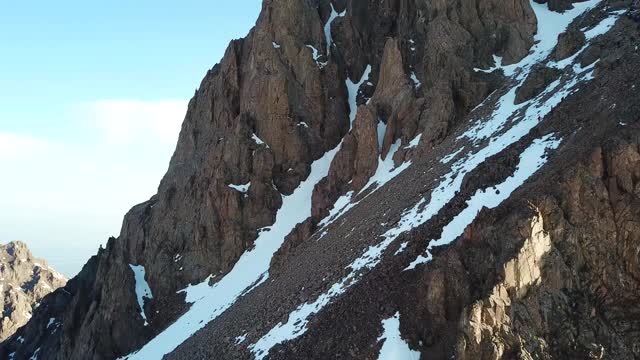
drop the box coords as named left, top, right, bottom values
left=129, top=264, right=154, bottom=326
left=376, top=313, right=420, bottom=360
left=121, top=1, right=622, bottom=359
left=120, top=144, right=342, bottom=359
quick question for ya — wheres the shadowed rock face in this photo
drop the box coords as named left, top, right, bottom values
left=4, top=0, right=640, bottom=359
left=0, top=242, right=66, bottom=342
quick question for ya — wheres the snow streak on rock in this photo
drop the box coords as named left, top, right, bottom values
left=252, top=133, right=266, bottom=146
left=120, top=144, right=343, bottom=359
left=228, top=182, right=251, bottom=193
left=464, top=0, right=603, bottom=140
left=305, top=45, right=327, bottom=68
left=440, top=147, right=464, bottom=164
left=549, top=10, right=625, bottom=69
left=324, top=3, right=345, bottom=56
left=405, top=3, right=623, bottom=268
left=29, top=347, right=40, bottom=360
left=346, top=65, right=372, bottom=126
left=129, top=264, right=153, bottom=326
left=473, top=55, right=504, bottom=74
left=251, top=213, right=401, bottom=359
left=409, top=71, right=422, bottom=90
left=405, top=133, right=422, bottom=149
left=407, top=134, right=561, bottom=269
left=318, top=139, right=411, bottom=229
left=376, top=312, right=420, bottom=360
left=377, top=120, right=387, bottom=151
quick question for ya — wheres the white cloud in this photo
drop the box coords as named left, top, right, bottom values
left=80, top=99, right=187, bottom=145
left=0, top=99, right=188, bottom=276
left=0, top=132, right=54, bottom=161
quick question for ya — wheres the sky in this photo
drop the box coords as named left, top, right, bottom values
left=0, top=1, right=262, bottom=276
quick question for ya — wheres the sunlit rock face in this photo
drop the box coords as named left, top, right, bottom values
left=4, top=0, right=640, bottom=359
left=0, top=242, right=66, bottom=342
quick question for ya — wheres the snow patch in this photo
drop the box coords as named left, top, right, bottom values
left=228, top=182, right=251, bottom=193
left=377, top=313, right=420, bottom=360
left=252, top=133, right=267, bottom=147
left=405, top=134, right=422, bottom=149
left=318, top=139, right=411, bottom=229
left=473, top=55, right=504, bottom=73
left=377, top=120, right=387, bottom=151
left=394, top=242, right=409, bottom=256
left=235, top=334, right=247, bottom=344
left=346, top=65, right=372, bottom=126
left=47, top=317, right=56, bottom=328
left=409, top=71, right=422, bottom=89
left=305, top=45, right=328, bottom=68
left=29, top=348, right=40, bottom=360
left=318, top=191, right=355, bottom=228
left=324, top=3, right=346, bottom=55
left=584, top=14, right=620, bottom=40
left=440, top=147, right=464, bottom=164
left=129, top=264, right=153, bottom=326
left=359, top=140, right=411, bottom=195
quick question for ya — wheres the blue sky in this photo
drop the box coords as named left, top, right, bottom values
left=0, top=1, right=262, bottom=276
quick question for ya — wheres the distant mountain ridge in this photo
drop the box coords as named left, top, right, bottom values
left=0, top=241, right=66, bottom=342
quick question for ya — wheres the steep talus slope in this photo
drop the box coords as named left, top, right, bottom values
left=0, top=242, right=66, bottom=342
left=3, top=0, right=640, bottom=359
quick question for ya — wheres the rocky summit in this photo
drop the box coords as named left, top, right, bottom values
left=3, top=0, right=640, bottom=359
left=0, top=242, right=66, bottom=343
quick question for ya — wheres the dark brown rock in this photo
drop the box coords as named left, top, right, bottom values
left=555, top=30, right=587, bottom=61
left=515, top=65, right=562, bottom=104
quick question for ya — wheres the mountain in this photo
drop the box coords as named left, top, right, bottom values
left=3, top=0, right=640, bottom=359
left=0, top=242, right=66, bottom=343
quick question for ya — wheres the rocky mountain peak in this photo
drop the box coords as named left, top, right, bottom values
left=3, top=0, right=640, bottom=359
left=0, top=241, right=67, bottom=342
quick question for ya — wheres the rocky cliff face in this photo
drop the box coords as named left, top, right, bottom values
left=0, top=242, right=66, bottom=343
left=3, top=0, right=640, bottom=359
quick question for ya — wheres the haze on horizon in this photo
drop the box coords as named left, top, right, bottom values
left=0, top=0, right=262, bottom=276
